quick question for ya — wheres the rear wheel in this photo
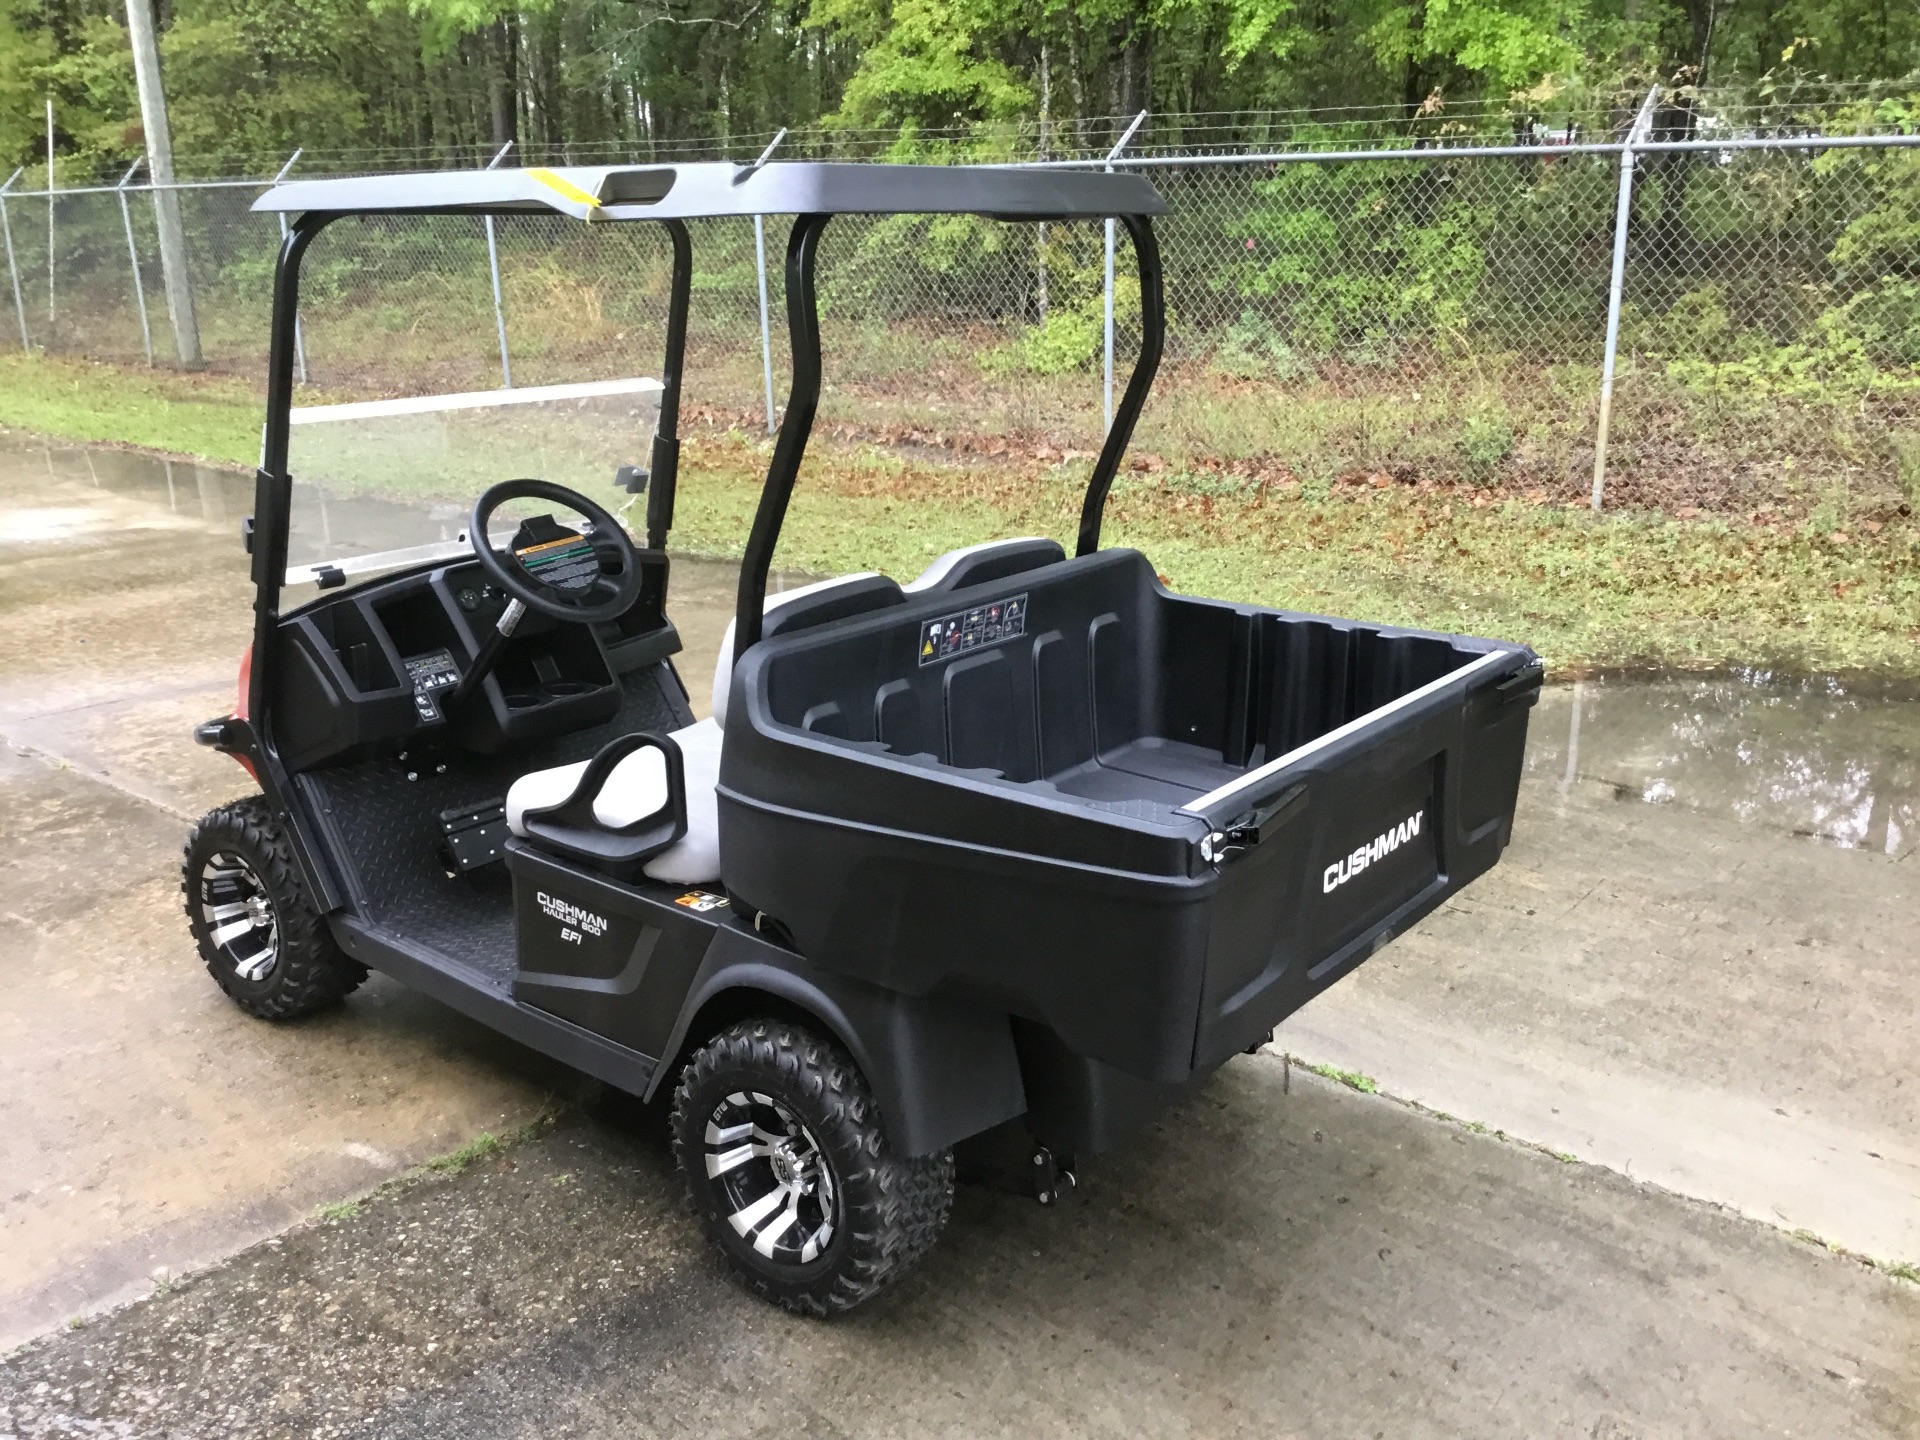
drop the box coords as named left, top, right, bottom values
left=671, top=1018, right=954, bottom=1316
left=182, top=796, right=365, bottom=1020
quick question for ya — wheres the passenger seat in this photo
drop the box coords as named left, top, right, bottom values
left=504, top=572, right=898, bottom=886
left=904, top=537, right=1065, bottom=594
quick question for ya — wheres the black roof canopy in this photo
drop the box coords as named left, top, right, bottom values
left=252, top=160, right=1168, bottom=223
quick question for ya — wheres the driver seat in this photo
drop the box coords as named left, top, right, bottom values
left=502, top=573, right=887, bottom=887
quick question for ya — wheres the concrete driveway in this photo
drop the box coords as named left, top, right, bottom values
left=1, top=434, right=1915, bottom=1434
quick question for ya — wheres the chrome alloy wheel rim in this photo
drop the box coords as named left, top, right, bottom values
left=198, top=850, right=280, bottom=983
left=704, top=1090, right=837, bottom=1264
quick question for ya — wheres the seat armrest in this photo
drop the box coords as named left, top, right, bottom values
left=519, top=731, right=688, bottom=877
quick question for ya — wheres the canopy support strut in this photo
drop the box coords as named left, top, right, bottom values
left=734, top=212, right=831, bottom=660
left=1077, top=213, right=1163, bottom=557
left=730, top=208, right=1164, bottom=680
left=646, top=218, right=691, bottom=552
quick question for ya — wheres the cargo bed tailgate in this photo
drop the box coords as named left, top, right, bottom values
left=1182, top=646, right=1541, bottom=1069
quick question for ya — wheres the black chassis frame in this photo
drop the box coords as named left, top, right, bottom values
left=213, top=187, right=1172, bottom=1158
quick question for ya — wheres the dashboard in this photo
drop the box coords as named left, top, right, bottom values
left=271, top=557, right=674, bottom=772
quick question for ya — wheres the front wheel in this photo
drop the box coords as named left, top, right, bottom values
left=671, top=1018, right=954, bottom=1316
left=182, top=796, right=366, bottom=1020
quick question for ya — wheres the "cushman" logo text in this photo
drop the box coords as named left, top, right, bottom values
left=1323, top=810, right=1424, bottom=894
left=537, top=890, right=608, bottom=938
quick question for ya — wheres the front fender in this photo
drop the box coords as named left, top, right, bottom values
left=646, top=925, right=1025, bottom=1156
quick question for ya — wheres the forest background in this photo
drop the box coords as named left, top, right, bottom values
left=1, top=0, right=1917, bottom=178
left=2, top=0, right=1919, bottom=675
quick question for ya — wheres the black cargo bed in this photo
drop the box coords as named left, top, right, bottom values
left=716, top=548, right=1540, bottom=1089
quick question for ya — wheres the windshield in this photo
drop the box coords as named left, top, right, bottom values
left=279, top=209, right=679, bottom=595
left=284, top=378, right=662, bottom=592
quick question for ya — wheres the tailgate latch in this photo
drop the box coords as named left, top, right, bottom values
left=1200, top=783, right=1307, bottom=865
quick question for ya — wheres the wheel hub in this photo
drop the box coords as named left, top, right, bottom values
left=198, top=851, right=280, bottom=983
left=768, top=1139, right=808, bottom=1191
left=704, top=1090, right=836, bottom=1265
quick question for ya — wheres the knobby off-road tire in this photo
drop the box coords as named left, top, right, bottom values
left=671, top=1018, right=955, bottom=1316
left=182, top=796, right=366, bottom=1020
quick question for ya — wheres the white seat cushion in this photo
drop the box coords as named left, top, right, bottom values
left=710, top=572, right=881, bottom=726
left=505, top=571, right=877, bottom=889
left=505, top=717, right=724, bottom=886
left=902, top=537, right=1053, bottom=593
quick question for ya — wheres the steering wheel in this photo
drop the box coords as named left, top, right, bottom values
left=469, top=478, right=643, bottom=625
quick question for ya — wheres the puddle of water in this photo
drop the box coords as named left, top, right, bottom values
left=3, top=433, right=475, bottom=569
left=0, top=506, right=108, bottom=543
left=1528, top=672, right=1919, bottom=855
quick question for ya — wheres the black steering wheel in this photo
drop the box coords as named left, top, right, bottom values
left=469, top=478, right=643, bottom=625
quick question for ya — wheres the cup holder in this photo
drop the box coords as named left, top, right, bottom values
left=541, top=680, right=599, bottom=700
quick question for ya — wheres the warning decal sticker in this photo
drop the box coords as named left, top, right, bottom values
left=514, top=531, right=601, bottom=592
left=918, top=593, right=1028, bottom=667
left=674, top=891, right=730, bottom=913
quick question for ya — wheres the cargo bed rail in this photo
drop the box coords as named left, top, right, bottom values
left=1180, top=648, right=1526, bottom=834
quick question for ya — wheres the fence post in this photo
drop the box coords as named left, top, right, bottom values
left=754, top=218, right=775, bottom=432
left=484, top=141, right=514, bottom=388
left=271, top=150, right=308, bottom=383
left=116, top=160, right=154, bottom=364
left=45, top=98, right=54, bottom=334
left=127, top=0, right=202, bottom=367
left=1592, top=86, right=1659, bottom=512
left=1104, top=110, right=1148, bottom=433
left=744, top=128, right=788, bottom=434
left=0, top=168, right=27, bottom=351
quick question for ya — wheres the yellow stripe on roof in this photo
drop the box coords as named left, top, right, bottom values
left=526, top=168, right=601, bottom=213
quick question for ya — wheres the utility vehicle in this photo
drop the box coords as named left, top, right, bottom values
left=185, top=161, right=1542, bottom=1314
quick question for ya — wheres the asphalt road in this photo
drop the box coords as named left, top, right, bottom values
left=1, top=435, right=1915, bottom=1435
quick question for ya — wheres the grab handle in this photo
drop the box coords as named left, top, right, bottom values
left=519, top=731, right=688, bottom=877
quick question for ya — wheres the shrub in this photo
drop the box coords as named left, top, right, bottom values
left=1460, top=410, right=1516, bottom=477
left=1212, top=308, right=1308, bottom=380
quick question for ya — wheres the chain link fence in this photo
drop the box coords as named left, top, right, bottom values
left=3, top=95, right=1918, bottom=520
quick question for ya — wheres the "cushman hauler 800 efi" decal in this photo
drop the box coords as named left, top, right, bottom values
left=1323, top=809, right=1425, bottom=894
left=537, top=890, right=609, bottom=944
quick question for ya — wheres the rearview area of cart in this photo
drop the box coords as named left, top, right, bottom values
left=183, top=158, right=1542, bottom=1318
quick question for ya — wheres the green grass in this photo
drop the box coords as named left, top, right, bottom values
left=1300, top=1062, right=1380, bottom=1094
left=424, top=1131, right=504, bottom=1176
left=0, top=352, right=262, bottom=466
left=304, top=1120, right=545, bottom=1231
left=661, top=430, right=1920, bottom=675
left=4, top=351, right=1917, bottom=676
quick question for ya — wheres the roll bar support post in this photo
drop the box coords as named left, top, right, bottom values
left=239, top=208, right=345, bottom=914
left=734, top=212, right=831, bottom=657
left=646, top=218, right=691, bottom=551
left=1077, top=213, right=1163, bottom=557
left=252, top=211, right=334, bottom=723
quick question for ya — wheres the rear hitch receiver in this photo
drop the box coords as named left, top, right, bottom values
left=1031, top=1146, right=1077, bottom=1206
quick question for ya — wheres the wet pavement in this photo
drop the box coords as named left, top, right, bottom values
left=1281, top=670, right=1920, bottom=1264
left=5, top=1071, right=1917, bottom=1440
left=0, top=439, right=572, bottom=1349
left=1, top=435, right=1916, bottom=1431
